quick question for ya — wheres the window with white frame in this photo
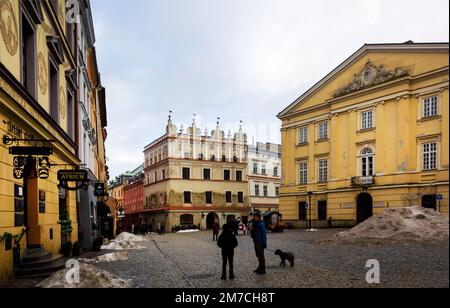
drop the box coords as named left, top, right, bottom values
left=299, top=127, right=308, bottom=144
left=423, top=96, right=438, bottom=118
left=361, top=110, right=374, bottom=130
left=318, top=122, right=328, bottom=140
left=299, top=162, right=308, bottom=185
left=423, top=142, right=437, bottom=170
left=318, top=160, right=328, bottom=183
left=360, top=148, right=374, bottom=177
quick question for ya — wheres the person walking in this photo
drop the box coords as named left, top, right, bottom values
left=212, top=221, right=220, bottom=241
left=217, top=224, right=238, bottom=280
left=251, top=212, right=267, bottom=275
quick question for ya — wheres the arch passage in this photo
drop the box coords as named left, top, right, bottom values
left=357, top=193, right=373, bottom=224
left=206, top=212, right=219, bottom=229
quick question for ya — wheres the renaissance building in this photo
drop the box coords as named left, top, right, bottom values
left=143, top=115, right=249, bottom=231
left=277, top=42, right=448, bottom=228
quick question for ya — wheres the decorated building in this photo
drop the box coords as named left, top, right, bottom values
left=143, top=114, right=249, bottom=231
left=277, top=42, right=449, bottom=228
left=0, top=0, right=107, bottom=280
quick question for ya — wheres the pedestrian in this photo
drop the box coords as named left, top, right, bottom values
left=212, top=221, right=220, bottom=241
left=251, top=212, right=267, bottom=275
left=157, top=222, right=161, bottom=235
left=217, top=224, right=238, bottom=280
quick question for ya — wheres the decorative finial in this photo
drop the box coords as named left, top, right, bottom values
left=168, top=110, right=173, bottom=120
left=217, top=117, right=221, bottom=125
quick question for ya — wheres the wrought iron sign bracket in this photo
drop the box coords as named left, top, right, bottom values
left=3, top=134, right=57, bottom=146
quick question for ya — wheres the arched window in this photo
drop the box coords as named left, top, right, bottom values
left=361, top=148, right=374, bottom=177
left=180, top=214, right=194, bottom=226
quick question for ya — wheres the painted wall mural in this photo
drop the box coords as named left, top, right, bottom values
left=0, top=0, right=18, bottom=56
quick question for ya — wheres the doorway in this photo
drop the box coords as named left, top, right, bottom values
left=421, top=195, right=437, bottom=211
left=206, top=212, right=219, bottom=229
left=23, top=156, right=40, bottom=247
left=318, top=201, right=327, bottom=221
left=356, top=193, right=373, bottom=224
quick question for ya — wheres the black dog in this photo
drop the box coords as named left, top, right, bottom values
left=274, top=249, right=295, bottom=267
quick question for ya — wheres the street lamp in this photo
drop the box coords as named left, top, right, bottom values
left=307, top=191, right=313, bottom=230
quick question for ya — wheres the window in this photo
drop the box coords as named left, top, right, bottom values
left=49, top=60, right=59, bottom=123
left=154, top=171, right=158, bottom=182
left=318, top=201, right=327, bottom=220
left=21, top=12, right=36, bottom=98
left=253, top=162, right=258, bottom=174
left=361, top=110, right=374, bottom=130
left=261, top=165, right=266, bottom=175
left=423, top=96, right=438, bottom=118
left=14, top=184, right=25, bottom=227
left=361, top=148, right=374, bottom=177
left=184, top=192, right=192, bottom=204
left=224, top=170, right=231, bottom=181
left=275, top=187, right=280, bottom=196
left=299, top=127, right=308, bottom=144
left=273, top=166, right=279, bottom=177
left=299, top=163, right=308, bottom=185
left=423, top=142, right=437, bottom=171
left=225, top=191, right=232, bottom=203
left=299, top=202, right=307, bottom=220
left=203, top=168, right=211, bottom=180
left=263, top=185, right=268, bottom=197
left=236, top=170, right=243, bottom=182
left=255, top=185, right=260, bottom=196
left=318, top=122, right=328, bottom=140
left=67, top=89, right=74, bottom=139
left=182, top=167, right=190, bottom=180
left=205, top=191, right=213, bottom=204
left=162, top=170, right=166, bottom=180
left=318, top=160, right=328, bottom=183
left=180, top=214, right=194, bottom=226
left=238, top=192, right=244, bottom=203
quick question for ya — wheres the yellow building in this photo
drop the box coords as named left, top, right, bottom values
left=143, top=115, right=249, bottom=231
left=277, top=42, right=449, bottom=228
left=0, top=0, right=106, bottom=279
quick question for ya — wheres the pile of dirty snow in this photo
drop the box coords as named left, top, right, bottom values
left=116, top=232, right=145, bottom=242
left=321, top=207, right=449, bottom=245
left=79, top=252, right=129, bottom=264
left=176, top=229, right=200, bottom=234
left=101, top=241, right=144, bottom=250
left=37, top=264, right=132, bottom=288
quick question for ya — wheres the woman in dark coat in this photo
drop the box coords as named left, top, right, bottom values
left=212, top=222, right=220, bottom=241
left=217, top=224, right=238, bottom=280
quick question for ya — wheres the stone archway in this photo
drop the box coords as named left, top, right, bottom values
left=206, top=212, right=219, bottom=229
left=357, top=193, right=373, bottom=224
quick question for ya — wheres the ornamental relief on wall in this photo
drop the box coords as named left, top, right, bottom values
left=0, top=0, right=18, bottom=56
left=334, top=61, right=410, bottom=98
left=59, top=86, right=66, bottom=120
left=38, top=52, right=48, bottom=95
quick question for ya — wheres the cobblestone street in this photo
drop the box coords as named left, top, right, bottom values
left=94, top=230, right=449, bottom=288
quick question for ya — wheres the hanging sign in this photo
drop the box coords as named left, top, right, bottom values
left=58, top=170, right=88, bottom=182
left=9, top=146, right=53, bottom=156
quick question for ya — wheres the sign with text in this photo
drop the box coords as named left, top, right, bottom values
left=9, top=146, right=53, bottom=156
left=58, top=170, right=88, bottom=182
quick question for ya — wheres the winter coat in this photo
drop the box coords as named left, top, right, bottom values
left=251, top=220, right=267, bottom=248
left=217, top=230, right=238, bottom=254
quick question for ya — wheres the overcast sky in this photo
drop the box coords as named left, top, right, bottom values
left=90, top=0, right=449, bottom=179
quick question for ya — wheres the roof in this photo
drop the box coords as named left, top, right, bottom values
left=277, top=42, right=449, bottom=119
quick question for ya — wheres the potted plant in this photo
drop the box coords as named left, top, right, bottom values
left=60, top=242, right=73, bottom=257
left=0, top=233, right=13, bottom=251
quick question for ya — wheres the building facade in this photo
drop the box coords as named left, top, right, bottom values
left=143, top=115, right=249, bottom=231
left=123, top=171, right=144, bottom=229
left=277, top=42, right=449, bottom=228
left=0, top=0, right=106, bottom=280
left=247, top=142, right=282, bottom=213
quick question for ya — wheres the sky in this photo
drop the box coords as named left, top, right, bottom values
left=90, top=0, right=449, bottom=179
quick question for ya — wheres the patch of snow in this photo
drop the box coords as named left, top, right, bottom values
left=79, top=252, right=129, bottom=264
left=101, top=240, right=144, bottom=250
left=176, top=229, right=200, bottom=234
left=116, top=232, right=145, bottom=242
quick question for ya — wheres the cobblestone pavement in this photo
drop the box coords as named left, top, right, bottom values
left=94, top=230, right=449, bottom=288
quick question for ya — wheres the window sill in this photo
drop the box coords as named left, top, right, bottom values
left=417, top=115, right=442, bottom=123
left=296, top=143, right=309, bottom=148
left=315, top=139, right=329, bottom=144
left=357, top=127, right=376, bottom=134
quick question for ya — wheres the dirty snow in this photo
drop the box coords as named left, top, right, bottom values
left=101, top=240, right=144, bottom=250
left=176, top=229, right=200, bottom=234
left=79, top=252, right=129, bottom=264
left=116, top=232, right=145, bottom=242
left=320, top=207, right=449, bottom=245
left=36, top=263, right=132, bottom=288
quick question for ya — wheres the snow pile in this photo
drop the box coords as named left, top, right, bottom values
left=37, top=264, right=132, bottom=288
left=321, top=207, right=449, bottom=245
left=79, top=252, right=129, bottom=264
left=116, top=232, right=145, bottom=242
left=101, top=241, right=144, bottom=250
left=176, top=229, right=200, bottom=234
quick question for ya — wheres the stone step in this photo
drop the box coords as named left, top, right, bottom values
left=20, top=254, right=65, bottom=269
left=15, top=259, right=66, bottom=279
left=22, top=251, right=53, bottom=264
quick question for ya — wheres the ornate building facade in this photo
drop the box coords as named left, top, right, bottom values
left=247, top=142, right=282, bottom=214
left=277, top=42, right=449, bottom=228
left=143, top=115, right=249, bottom=231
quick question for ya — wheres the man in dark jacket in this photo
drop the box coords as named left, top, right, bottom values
left=212, top=222, right=220, bottom=241
left=217, top=224, right=238, bottom=280
left=251, top=213, right=267, bottom=275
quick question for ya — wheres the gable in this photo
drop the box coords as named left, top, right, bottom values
left=278, top=43, right=449, bottom=119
